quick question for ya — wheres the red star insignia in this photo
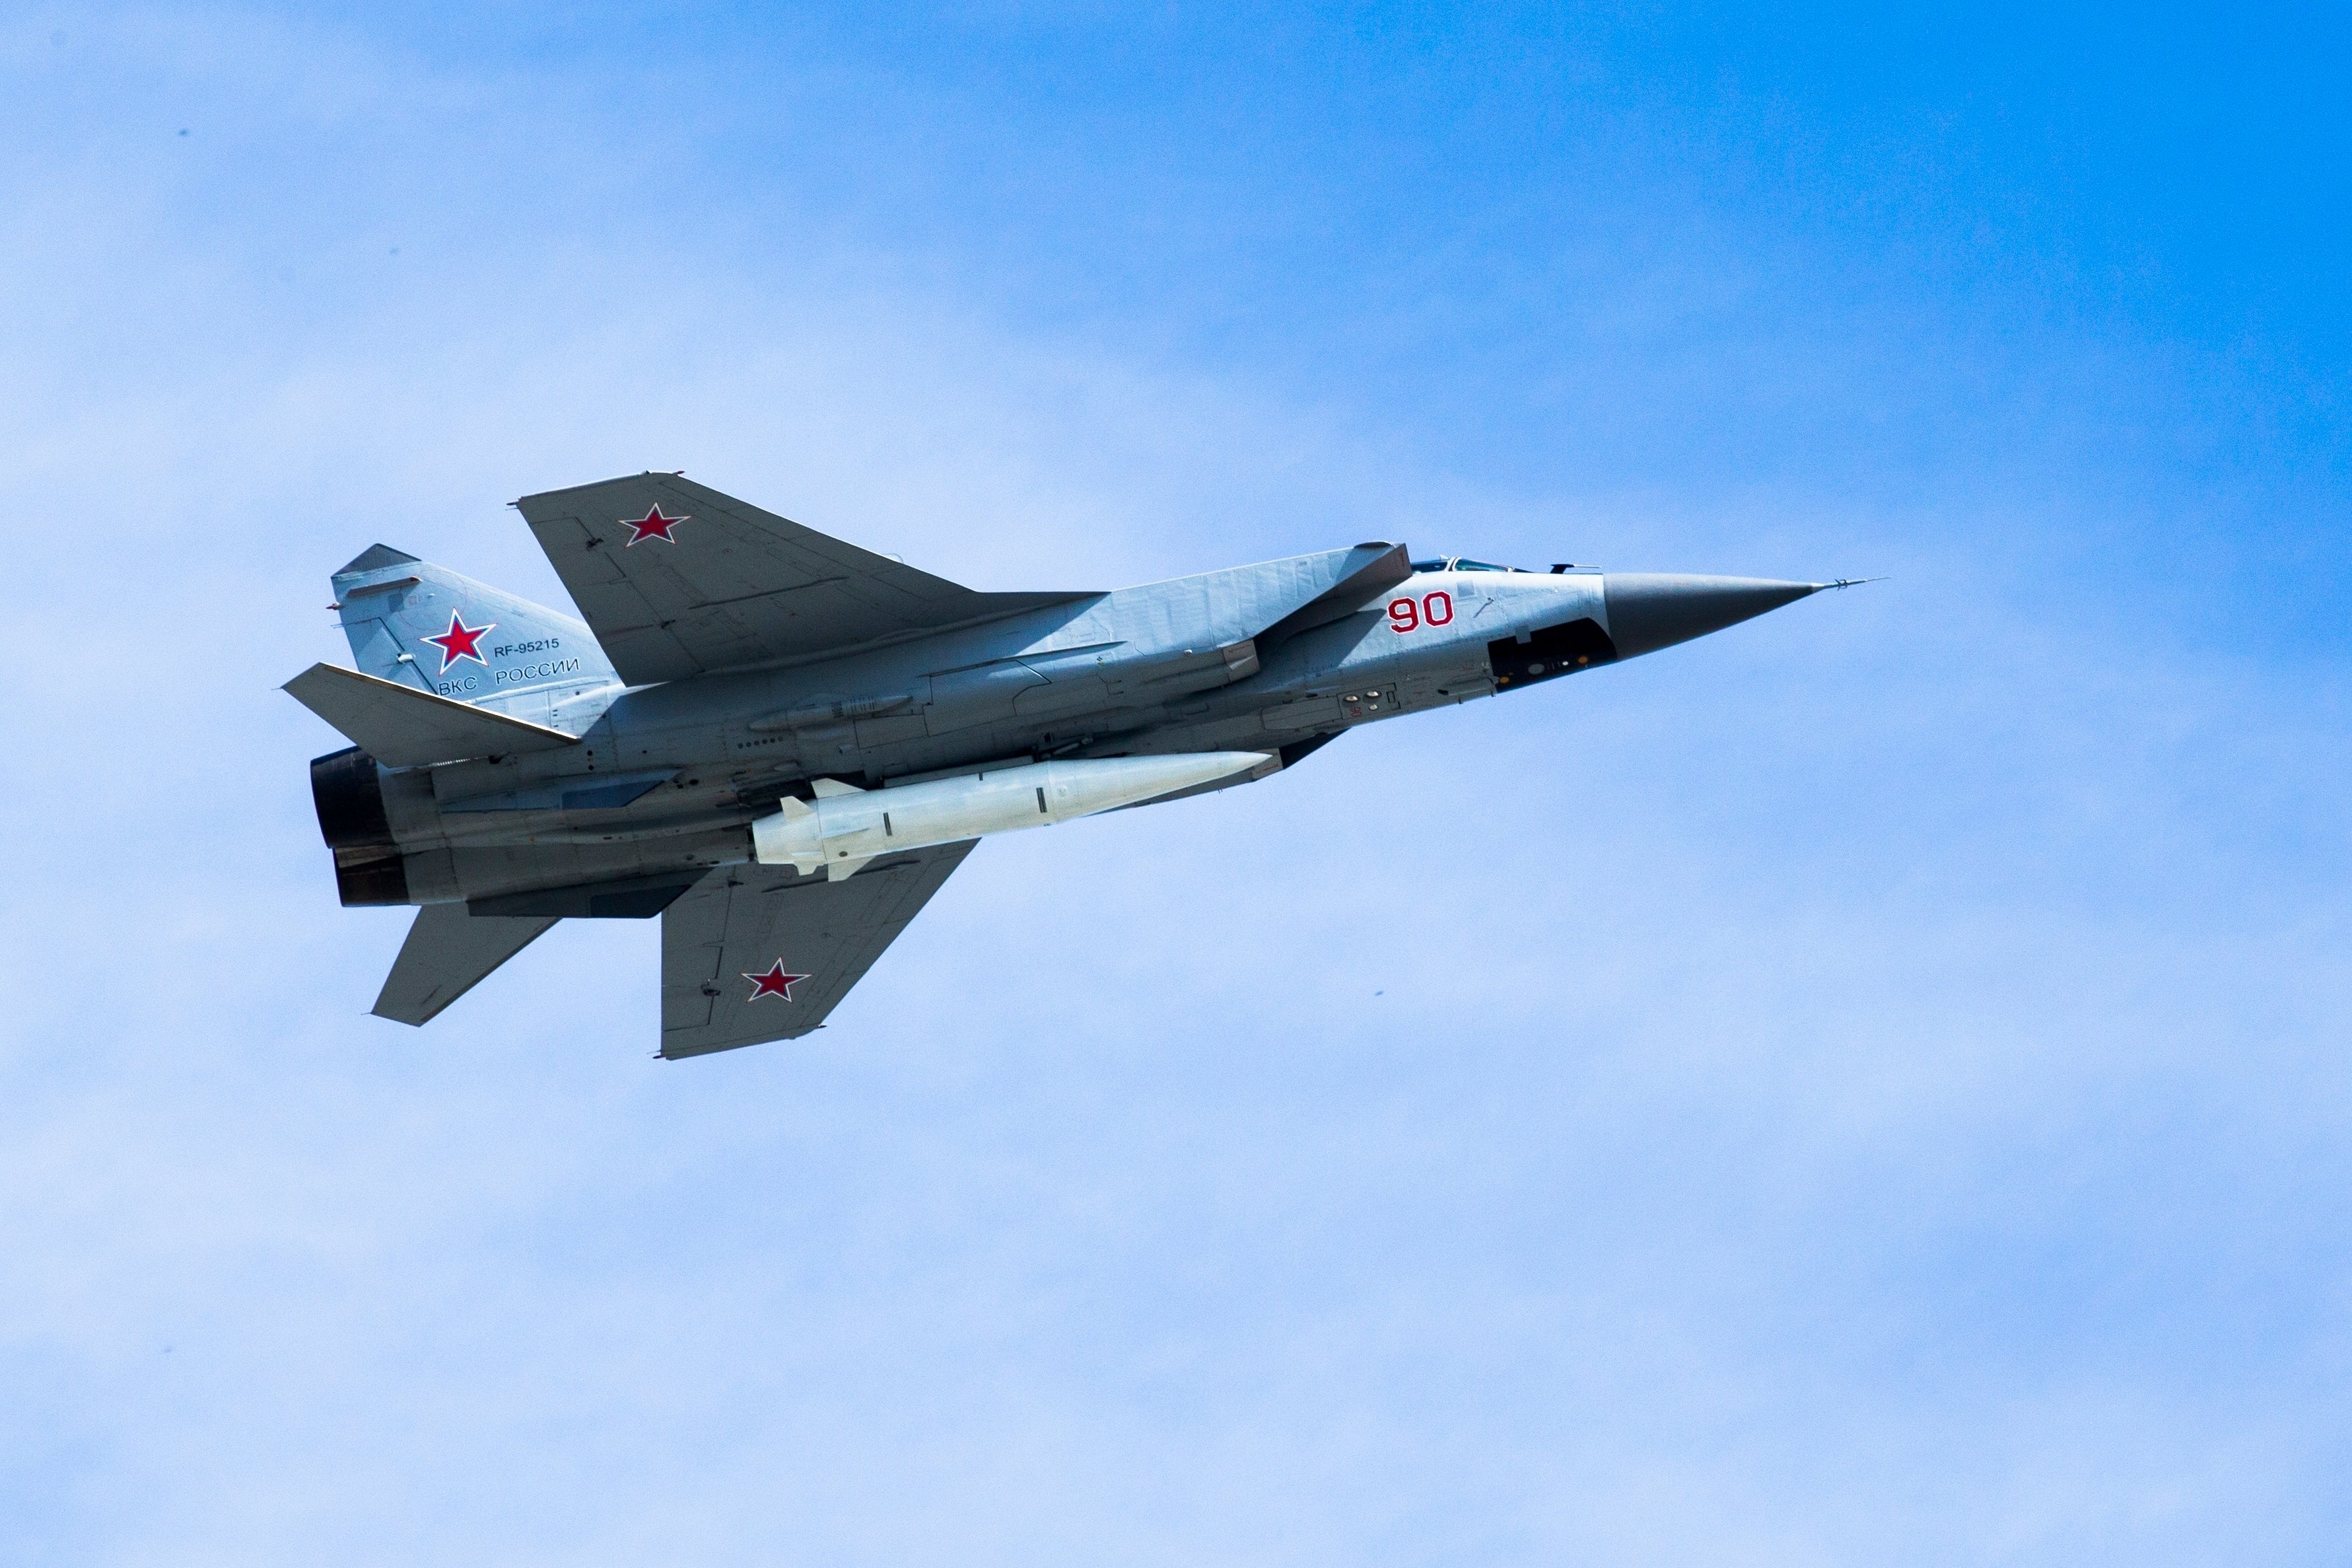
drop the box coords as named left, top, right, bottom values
left=623, top=505, right=688, bottom=545
left=744, top=959, right=811, bottom=1002
left=421, top=611, right=495, bottom=671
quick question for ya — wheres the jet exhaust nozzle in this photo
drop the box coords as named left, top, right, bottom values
left=310, top=745, right=410, bottom=906
left=752, top=752, right=1271, bottom=879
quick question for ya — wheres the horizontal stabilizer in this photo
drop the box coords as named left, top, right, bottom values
left=373, top=904, right=559, bottom=1025
left=283, top=663, right=580, bottom=768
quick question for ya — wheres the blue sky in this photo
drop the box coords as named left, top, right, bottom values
left=4, top=4, right=2349, bottom=1563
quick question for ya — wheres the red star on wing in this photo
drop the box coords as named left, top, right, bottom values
left=744, top=959, right=811, bottom=1002
left=421, top=611, right=495, bottom=671
left=623, top=505, right=689, bottom=545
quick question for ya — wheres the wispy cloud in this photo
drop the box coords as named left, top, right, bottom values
left=3, top=6, right=2347, bottom=1564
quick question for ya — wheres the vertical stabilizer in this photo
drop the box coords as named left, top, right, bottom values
left=331, top=547, right=619, bottom=724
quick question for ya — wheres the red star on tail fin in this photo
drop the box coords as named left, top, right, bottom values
left=623, top=506, right=688, bottom=545
left=422, top=612, right=495, bottom=671
left=744, top=960, right=811, bottom=1002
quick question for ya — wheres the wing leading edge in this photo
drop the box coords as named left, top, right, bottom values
left=658, top=840, right=977, bottom=1060
left=516, top=473, right=1091, bottom=685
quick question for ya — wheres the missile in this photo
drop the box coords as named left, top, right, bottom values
left=752, top=751, right=1271, bottom=879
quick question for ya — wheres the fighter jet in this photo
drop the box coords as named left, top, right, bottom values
left=287, top=473, right=1851, bottom=1058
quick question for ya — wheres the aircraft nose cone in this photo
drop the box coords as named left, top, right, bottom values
left=1602, top=574, right=1823, bottom=660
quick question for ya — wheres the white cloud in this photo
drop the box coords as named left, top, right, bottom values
left=3, top=8, right=2347, bottom=1565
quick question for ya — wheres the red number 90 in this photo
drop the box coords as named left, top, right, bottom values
left=1387, top=597, right=1420, bottom=633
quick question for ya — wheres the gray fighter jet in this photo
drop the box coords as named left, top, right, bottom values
left=287, top=473, right=1851, bottom=1058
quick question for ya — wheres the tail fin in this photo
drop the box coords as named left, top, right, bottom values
left=283, top=663, right=581, bottom=767
left=331, top=545, right=619, bottom=720
left=373, top=904, right=557, bottom=1025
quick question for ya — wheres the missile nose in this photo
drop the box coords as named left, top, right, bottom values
left=1601, top=573, right=1826, bottom=660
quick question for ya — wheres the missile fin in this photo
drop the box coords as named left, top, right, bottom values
left=811, top=777, right=866, bottom=798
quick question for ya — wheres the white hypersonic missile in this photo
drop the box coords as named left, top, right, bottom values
left=752, top=752, right=1271, bottom=880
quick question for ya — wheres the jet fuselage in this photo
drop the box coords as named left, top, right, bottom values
left=328, top=565, right=1785, bottom=913
left=291, top=472, right=1838, bottom=1054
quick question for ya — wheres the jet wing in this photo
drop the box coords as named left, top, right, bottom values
left=657, top=841, right=977, bottom=1060
left=515, top=473, right=1089, bottom=685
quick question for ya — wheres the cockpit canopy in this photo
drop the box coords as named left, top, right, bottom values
left=1410, top=556, right=1521, bottom=574
left=1412, top=557, right=1583, bottom=574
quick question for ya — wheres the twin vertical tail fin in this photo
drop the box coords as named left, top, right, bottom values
left=302, top=547, right=625, bottom=1029
left=331, top=545, right=619, bottom=721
